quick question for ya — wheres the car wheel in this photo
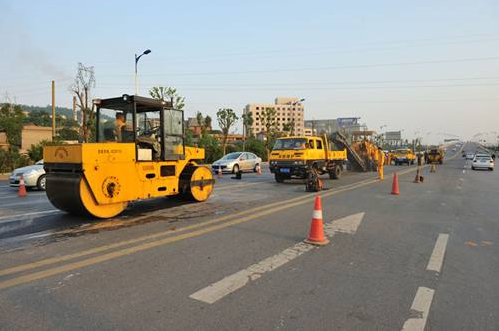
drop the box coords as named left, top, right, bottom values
left=471, top=166, right=475, bottom=170
left=253, top=163, right=259, bottom=173
left=37, top=174, right=46, bottom=191
left=232, top=164, right=240, bottom=174
left=490, top=168, right=494, bottom=171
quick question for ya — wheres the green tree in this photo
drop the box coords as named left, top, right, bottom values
left=69, top=62, right=96, bottom=142
left=0, top=103, right=26, bottom=147
left=258, top=107, right=278, bottom=159
left=0, top=147, right=30, bottom=172
left=244, top=136, right=267, bottom=160
left=241, top=111, right=254, bottom=151
left=204, top=115, right=212, bottom=131
left=282, top=119, right=295, bottom=136
left=58, top=127, right=80, bottom=141
left=149, top=86, right=185, bottom=110
left=184, top=129, right=194, bottom=147
left=196, top=112, right=205, bottom=134
left=216, top=108, right=239, bottom=155
left=198, top=131, right=222, bottom=163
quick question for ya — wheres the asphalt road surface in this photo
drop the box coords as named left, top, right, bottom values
left=1, top=142, right=498, bottom=330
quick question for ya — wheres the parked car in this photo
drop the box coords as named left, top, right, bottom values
left=9, top=160, right=46, bottom=190
left=471, top=154, right=494, bottom=171
left=212, top=152, right=262, bottom=174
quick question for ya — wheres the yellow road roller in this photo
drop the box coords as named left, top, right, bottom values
left=43, top=95, right=214, bottom=218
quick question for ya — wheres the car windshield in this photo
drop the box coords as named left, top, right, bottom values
left=222, top=153, right=242, bottom=160
left=35, top=160, right=44, bottom=165
left=273, top=138, right=308, bottom=150
left=476, top=156, right=491, bottom=161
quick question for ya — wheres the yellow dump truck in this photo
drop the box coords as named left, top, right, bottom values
left=391, top=148, right=416, bottom=165
left=43, top=95, right=214, bottom=218
left=269, top=135, right=347, bottom=183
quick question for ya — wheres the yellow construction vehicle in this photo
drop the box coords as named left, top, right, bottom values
left=43, top=95, right=214, bottom=218
left=426, top=147, right=444, bottom=164
left=390, top=148, right=416, bottom=166
left=269, top=135, right=347, bottom=186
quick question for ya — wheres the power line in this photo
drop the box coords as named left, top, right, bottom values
left=104, top=56, right=499, bottom=77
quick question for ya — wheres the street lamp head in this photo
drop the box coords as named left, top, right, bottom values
left=143, top=49, right=151, bottom=55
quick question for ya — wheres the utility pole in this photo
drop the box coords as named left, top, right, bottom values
left=52, top=80, right=56, bottom=141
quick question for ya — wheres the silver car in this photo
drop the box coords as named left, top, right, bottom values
left=9, top=160, right=46, bottom=190
left=212, top=152, right=262, bottom=174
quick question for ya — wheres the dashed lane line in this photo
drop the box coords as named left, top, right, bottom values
left=401, top=287, right=435, bottom=331
left=426, top=233, right=449, bottom=273
left=189, top=213, right=365, bottom=304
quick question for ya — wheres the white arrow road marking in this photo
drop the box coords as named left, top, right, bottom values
left=189, top=212, right=365, bottom=304
left=326, top=212, right=365, bottom=235
left=401, top=287, right=435, bottom=331
left=426, top=233, right=449, bottom=273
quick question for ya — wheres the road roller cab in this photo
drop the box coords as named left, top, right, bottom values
left=43, top=95, right=214, bottom=218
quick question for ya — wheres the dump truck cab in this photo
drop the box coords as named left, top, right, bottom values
left=44, top=95, right=214, bottom=218
left=269, top=135, right=347, bottom=183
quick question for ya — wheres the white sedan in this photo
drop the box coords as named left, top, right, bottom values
left=212, top=152, right=262, bottom=174
left=471, top=154, right=494, bottom=171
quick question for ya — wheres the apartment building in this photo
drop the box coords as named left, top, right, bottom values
left=244, top=97, right=304, bottom=137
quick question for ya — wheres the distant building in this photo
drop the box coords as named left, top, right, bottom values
left=244, top=97, right=305, bottom=137
left=0, top=130, right=9, bottom=150
left=185, top=117, right=211, bottom=135
left=212, top=133, right=244, bottom=144
left=21, top=124, right=52, bottom=152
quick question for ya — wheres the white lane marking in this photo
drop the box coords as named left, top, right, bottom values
left=0, top=210, right=61, bottom=223
left=326, top=212, right=365, bottom=235
left=426, top=233, right=449, bottom=273
left=189, top=213, right=365, bottom=304
left=189, top=242, right=314, bottom=304
left=401, top=287, right=435, bottom=331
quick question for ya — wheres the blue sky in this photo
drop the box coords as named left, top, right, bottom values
left=1, top=0, right=499, bottom=143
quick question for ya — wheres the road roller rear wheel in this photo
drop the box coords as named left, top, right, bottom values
left=180, top=166, right=214, bottom=202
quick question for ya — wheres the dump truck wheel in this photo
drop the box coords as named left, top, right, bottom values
left=275, top=173, right=285, bottom=183
left=329, top=165, right=342, bottom=179
left=180, top=166, right=214, bottom=202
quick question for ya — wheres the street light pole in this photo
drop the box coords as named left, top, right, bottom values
left=134, top=49, right=151, bottom=95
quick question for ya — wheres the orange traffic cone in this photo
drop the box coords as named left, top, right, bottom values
left=257, top=164, right=262, bottom=175
left=391, top=173, right=400, bottom=195
left=304, top=195, right=329, bottom=246
left=217, top=166, right=223, bottom=178
left=18, top=174, right=27, bottom=197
